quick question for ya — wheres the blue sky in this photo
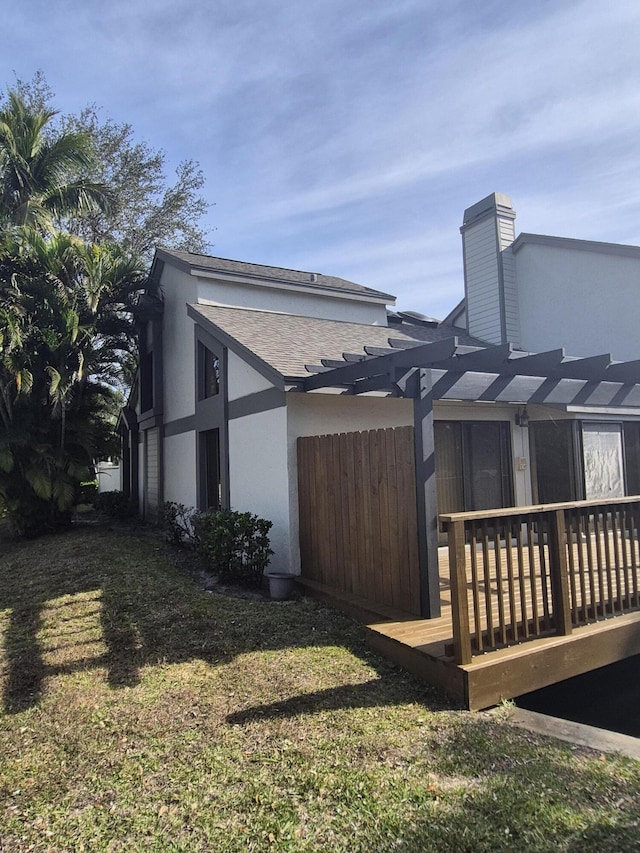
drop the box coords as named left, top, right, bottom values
left=5, top=0, right=640, bottom=318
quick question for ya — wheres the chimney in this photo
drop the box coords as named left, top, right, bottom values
left=460, top=192, right=520, bottom=346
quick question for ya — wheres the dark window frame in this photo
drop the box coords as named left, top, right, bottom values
left=198, top=341, right=221, bottom=400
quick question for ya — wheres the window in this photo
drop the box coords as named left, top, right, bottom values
left=582, top=423, right=625, bottom=500
left=199, top=343, right=220, bottom=399
left=532, top=420, right=636, bottom=503
left=140, top=321, right=155, bottom=413
left=435, top=421, right=513, bottom=514
left=201, top=428, right=221, bottom=509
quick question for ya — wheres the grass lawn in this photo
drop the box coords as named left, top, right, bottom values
left=1, top=526, right=639, bottom=852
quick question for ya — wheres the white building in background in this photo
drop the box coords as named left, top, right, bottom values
left=96, top=460, right=122, bottom=493
left=453, top=192, right=640, bottom=362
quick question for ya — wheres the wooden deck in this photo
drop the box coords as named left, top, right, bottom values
left=299, top=535, right=640, bottom=711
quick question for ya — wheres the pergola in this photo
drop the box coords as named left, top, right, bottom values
left=300, top=337, right=640, bottom=618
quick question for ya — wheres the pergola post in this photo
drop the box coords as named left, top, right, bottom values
left=411, top=368, right=441, bottom=618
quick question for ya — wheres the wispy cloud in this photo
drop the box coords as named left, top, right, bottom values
left=4, top=0, right=640, bottom=314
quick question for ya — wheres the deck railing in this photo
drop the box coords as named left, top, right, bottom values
left=440, top=497, right=640, bottom=665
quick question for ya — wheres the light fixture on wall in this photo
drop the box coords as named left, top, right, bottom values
left=515, top=407, right=530, bottom=428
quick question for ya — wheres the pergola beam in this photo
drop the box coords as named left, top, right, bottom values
left=349, top=374, right=400, bottom=395
left=302, top=337, right=462, bottom=391
left=604, top=360, right=640, bottom=382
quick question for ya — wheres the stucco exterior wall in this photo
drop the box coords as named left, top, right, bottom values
left=228, top=405, right=292, bottom=573
left=161, top=264, right=198, bottom=423
left=196, top=276, right=388, bottom=324
left=227, top=350, right=274, bottom=401
left=163, top=431, right=197, bottom=507
left=514, top=242, right=640, bottom=361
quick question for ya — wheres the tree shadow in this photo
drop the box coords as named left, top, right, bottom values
left=226, top=679, right=417, bottom=725
left=0, top=527, right=457, bottom=715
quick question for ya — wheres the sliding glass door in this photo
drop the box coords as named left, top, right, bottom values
left=435, top=421, right=514, bottom=517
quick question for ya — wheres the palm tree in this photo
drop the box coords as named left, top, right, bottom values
left=0, top=227, right=146, bottom=534
left=0, top=90, right=112, bottom=230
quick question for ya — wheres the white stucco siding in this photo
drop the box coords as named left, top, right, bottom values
left=463, top=217, right=503, bottom=344
left=163, top=431, right=197, bottom=507
left=161, top=264, right=198, bottom=422
left=287, top=391, right=413, bottom=436
left=227, top=350, right=274, bottom=401
left=196, top=277, right=388, bottom=324
left=228, top=406, right=292, bottom=574
left=515, top=243, right=640, bottom=361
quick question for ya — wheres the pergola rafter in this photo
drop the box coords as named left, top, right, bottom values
left=301, top=336, right=640, bottom=408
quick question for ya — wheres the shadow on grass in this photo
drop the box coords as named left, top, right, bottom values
left=226, top=680, right=404, bottom=724
left=3, top=602, right=47, bottom=712
left=382, top=713, right=640, bottom=851
left=0, top=527, right=454, bottom=715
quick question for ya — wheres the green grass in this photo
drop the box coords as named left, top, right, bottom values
left=1, top=527, right=639, bottom=851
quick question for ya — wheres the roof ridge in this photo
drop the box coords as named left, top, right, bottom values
left=192, top=302, right=400, bottom=329
left=156, top=247, right=396, bottom=302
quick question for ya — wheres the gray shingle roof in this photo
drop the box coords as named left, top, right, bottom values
left=190, top=304, right=487, bottom=380
left=156, top=248, right=394, bottom=301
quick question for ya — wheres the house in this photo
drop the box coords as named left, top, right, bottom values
left=116, top=197, right=640, bottom=707
left=119, top=196, right=640, bottom=616
left=124, top=194, right=640, bottom=573
left=120, top=248, right=487, bottom=579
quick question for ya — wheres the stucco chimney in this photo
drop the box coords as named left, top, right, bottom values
left=460, top=192, right=520, bottom=346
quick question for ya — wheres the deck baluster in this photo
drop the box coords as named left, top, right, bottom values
left=447, top=519, right=472, bottom=665
left=548, top=509, right=572, bottom=636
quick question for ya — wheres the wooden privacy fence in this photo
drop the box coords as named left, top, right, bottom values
left=441, top=497, right=640, bottom=665
left=297, top=427, right=421, bottom=616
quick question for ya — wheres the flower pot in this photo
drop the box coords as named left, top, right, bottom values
left=267, top=573, right=296, bottom=601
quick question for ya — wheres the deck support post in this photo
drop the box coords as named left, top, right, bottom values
left=448, top=519, right=472, bottom=664
left=549, top=508, right=573, bottom=635
left=411, top=368, right=441, bottom=619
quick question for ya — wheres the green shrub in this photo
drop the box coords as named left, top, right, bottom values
left=162, top=501, right=199, bottom=546
left=194, top=508, right=273, bottom=587
left=93, top=490, right=133, bottom=519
